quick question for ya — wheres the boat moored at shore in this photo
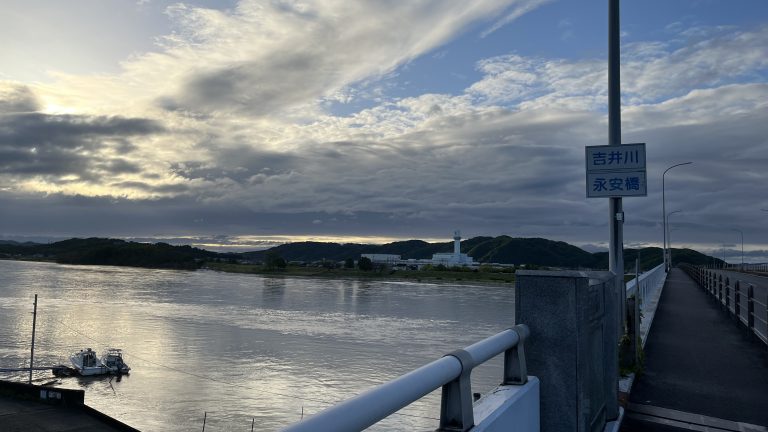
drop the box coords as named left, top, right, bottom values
left=70, top=348, right=109, bottom=376
left=101, top=348, right=130, bottom=374
left=70, top=347, right=131, bottom=376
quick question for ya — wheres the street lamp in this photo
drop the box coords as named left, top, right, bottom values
left=662, top=162, right=692, bottom=272
left=667, top=210, right=682, bottom=270
left=731, top=228, right=744, bottom=271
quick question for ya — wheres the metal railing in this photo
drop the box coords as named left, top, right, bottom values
left=710, top=263, right=768, bottom=273
left=626, top=263, right=666, bottom=301
left=682, top=265, right=768, bottom=346
left=281, top=325, right=530, bottom=432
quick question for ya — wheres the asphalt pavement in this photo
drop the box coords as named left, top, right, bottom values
left=623, top=268, right=768, bottom=431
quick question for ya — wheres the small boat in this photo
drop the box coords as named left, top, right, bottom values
left=70, top=348, right=109, bottom=376
left=101, top=348, right=130, bottom=374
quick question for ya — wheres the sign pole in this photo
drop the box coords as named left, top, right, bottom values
left=607, top=0, right=622, bottom=422
left=608, top=0, right=624, bottom=320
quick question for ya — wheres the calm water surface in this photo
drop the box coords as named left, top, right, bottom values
left=0, top=260, right=515, bottom=431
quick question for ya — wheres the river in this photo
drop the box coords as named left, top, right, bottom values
left=0, top=260, right=515, bottom=431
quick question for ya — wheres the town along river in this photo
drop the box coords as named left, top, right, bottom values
left=0, top=260, right=515, bottom=431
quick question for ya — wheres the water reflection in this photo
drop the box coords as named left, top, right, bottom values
left=0, top=260, right=514, bottom=431
left=262, top=278, right=286, bottom=308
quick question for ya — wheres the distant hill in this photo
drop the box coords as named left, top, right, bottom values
left=0, top=235, right=725, bottom=272
left=0, top=237, right=217, bottom=270
left=0, top=240, right=38, bottom=246
left=242, top=236, right=724, bottom=272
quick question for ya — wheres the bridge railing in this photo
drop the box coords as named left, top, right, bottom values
left=625, top=263, right=666, bottom=301
left=281, top=325, right=532, bottom=432
left=681, top=264, right=768, bottom=346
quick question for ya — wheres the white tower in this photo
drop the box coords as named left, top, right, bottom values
left=453, top=230, right=461, bottom=256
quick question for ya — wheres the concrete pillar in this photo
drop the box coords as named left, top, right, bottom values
left=515, top=270, right=618, bottom=432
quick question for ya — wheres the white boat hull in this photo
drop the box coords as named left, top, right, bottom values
left=70, top=348, right=110, bottom=376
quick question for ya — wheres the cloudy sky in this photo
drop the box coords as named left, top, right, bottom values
left=0, top=0, right=766, bottom=260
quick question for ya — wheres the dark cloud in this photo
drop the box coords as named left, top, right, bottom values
left=161, top=50, right=333, bottom=116
left=0, top=84, right=40, bottom=113
left=109, top=181, right=190, bottom=194
left=169, top=145, right=301, bottom=186
left=0, top=112, right=163, bottom=179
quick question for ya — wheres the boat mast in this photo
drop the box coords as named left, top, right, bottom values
left=29, top=294, right=37, bottom=384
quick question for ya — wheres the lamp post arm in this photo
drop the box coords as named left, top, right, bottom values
left=661, top=162, right=692, bottom=271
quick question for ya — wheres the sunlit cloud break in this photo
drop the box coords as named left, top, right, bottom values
left=0, top=1, right=766, bottom=259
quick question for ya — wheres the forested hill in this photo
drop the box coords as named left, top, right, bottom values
left=0, top=236, right=721, bottom=272
left=242, top=236, right=721, bottom=272
left=0, top=238, right=216, bottom=270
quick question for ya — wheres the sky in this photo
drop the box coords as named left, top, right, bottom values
left=0, top=0, right=766, bottom=261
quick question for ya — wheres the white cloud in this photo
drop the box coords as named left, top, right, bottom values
left=0, top=3, right=766, bottom=256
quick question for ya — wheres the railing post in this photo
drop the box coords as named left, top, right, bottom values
left=747, top=284, right=755, bottom=331
left=718, top=275, right=723, bottom=304
left=725, top=278, right=731, bottom=311
left=503, top=324, right=529, bottom=385
left=735, top=281, right=741, bottom=322
left=438, top=350, right=475, bottom=432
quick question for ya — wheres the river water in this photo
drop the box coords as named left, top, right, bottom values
left=0, top=260, right=515, bottom=431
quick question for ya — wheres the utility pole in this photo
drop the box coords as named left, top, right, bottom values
left=29, top=294, right=37, bottom=384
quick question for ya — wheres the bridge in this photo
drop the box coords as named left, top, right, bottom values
left=279, top=263, right=768, bottom=432
left=622, top=266, right=768, bottom=431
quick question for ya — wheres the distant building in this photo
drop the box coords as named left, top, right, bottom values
left=360, top=254, right=401, bottom=266
left=361, top=231, right=476, bottom=268
left=430, top=230, right=476, bottom=266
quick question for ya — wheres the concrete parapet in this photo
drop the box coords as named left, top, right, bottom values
left=472, top=377, right=540, bottom=432
left=0, top=379, right=84, bottom=406
left=515, top=270, right=619, bottom=432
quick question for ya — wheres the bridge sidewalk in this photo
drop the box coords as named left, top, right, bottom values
left=622, top=268, right=768, bottom=431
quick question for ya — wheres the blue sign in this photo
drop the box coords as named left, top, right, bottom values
left=586, top=143, right=647, bottom=198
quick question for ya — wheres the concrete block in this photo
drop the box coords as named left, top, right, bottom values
left=515, top=270, right=618, bottom=432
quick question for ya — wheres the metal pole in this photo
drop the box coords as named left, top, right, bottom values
left=662, top=173, right=666, bottom=271
left=669, top=228, right=676, bottom=268
left=29, top=294, right=37, bottom=384
left=607, top=1, right=623, bottom=423
left=730, top=229, right=743, bottom=271
left=667, top=211, right=681, bottom=269
left=722, top=245, right=726, bottom=268
left=608, top=0, right=624, bottom=330
left=662, top=162, right=692, bottom=271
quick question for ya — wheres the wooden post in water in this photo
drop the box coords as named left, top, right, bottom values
left=29, top=294, right=37, bottom=384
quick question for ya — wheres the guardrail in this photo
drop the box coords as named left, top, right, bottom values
left=681, top=264, right=768, bottom=346
left=281, top=325, right=531, bottom=432
left=710, top=263, right=768, bottom=273
left=626, top=263, right=666, bottom=301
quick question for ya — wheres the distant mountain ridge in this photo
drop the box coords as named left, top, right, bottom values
left=0, top=236, right=722, bottom=271
left=0, top=237, right=216, bottom=270
left=242, top=235, right=720, bottom=271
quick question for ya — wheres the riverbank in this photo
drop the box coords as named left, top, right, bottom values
left=203, top=262, right=517, bottom=284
